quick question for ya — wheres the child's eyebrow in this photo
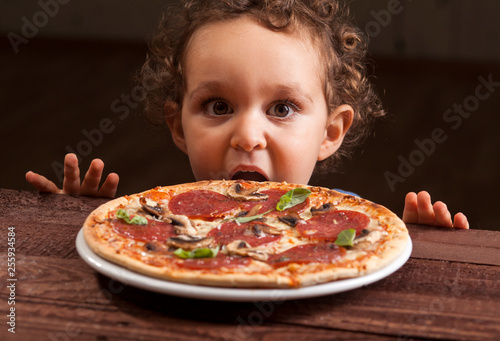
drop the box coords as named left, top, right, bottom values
left=188, top=81, right=228, bottom=102
left=271, top=84, right=314, bottom=105
left=188, top=81, right=315, bottom=104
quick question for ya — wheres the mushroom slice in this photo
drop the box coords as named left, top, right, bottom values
left=167, top=235, right=215, bottom=251
left=353, top=229, right=384, bottom=245
left=247, top=223, right=265, bottom=237
left=278, top=211, right=301, bottom=227
left=310, top=203, right=333, bottom=216
left=243, top=223, right=282, bottom=238
left=144, top=241, right=168, bottom=252
left=227, top=183, right=269, bottom=201
left=140, top=197, right=164, bottom=218
left=259, top=224, right=283, bottom=235
left=166, top=214, right=197, bottom=236
left=226, top=240, right=269, bottom=261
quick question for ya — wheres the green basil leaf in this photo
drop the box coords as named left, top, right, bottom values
left=116, top=209, right=147, bottom=225
left=116, top=208, right=130, bottom=221
left=129, top=215, right=148, bottom=225
left=334, top=229, right=356, bottom=247
left=174, top=246, right=220, bottom=259
left=235, top=209, right=273, bottom=223
left=193, top=247, right=219, bottom=258
left=276, top=188, right=311, bottom=211
left=173, top=248, right=192, bottom=259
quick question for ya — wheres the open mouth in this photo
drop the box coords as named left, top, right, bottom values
left=231, top=171, right=268, bottom=182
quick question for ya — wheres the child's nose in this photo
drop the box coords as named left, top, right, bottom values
left=230, top=110, right=267, bottom=152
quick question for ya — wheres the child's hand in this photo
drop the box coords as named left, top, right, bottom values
left=403, top=191, right=469, bottom=229
left=25, top=153, right=119, bottom=198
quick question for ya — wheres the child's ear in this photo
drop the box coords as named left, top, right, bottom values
left=318, top=104, right=354, bottom=161
left=164, top=101, right=188, bottom=154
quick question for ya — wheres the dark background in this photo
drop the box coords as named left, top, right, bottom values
left=1, top=0, right=499, bottom=230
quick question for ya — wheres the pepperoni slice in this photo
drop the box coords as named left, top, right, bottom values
left=177, top=253, right=250, bottom=270
left=297, top=210, right=369, bottom=241
left=208, top=221, right=282, bottom=247
left=169, top=190, right=239, bottom=218
left=112, top=219, right=176, bottom=242
left=267, top=243, right=345, bottom=268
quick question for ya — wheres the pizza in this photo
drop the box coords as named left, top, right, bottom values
left=82, top=180, right=409, bottom=288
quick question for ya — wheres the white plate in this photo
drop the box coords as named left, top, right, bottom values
left=76, top=229, right=412, bottom=302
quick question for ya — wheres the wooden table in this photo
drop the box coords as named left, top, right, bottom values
left=1, top=188, right=499, bottom=340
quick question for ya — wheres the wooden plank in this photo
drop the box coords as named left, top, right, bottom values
left=3, top=300, right=405, bottom=341
left=408, top=224, right=500, bottom=249
left=408, top=224, right=500, bottom=266
left=0, top=189, right=108, bottom=258
left=0, top=189, right=107, bottom=238
left=0, top=189, right=108, bottom=222
left=1, top=222, right=81, bottom=258
left=1, top=256, right=498, bottom=341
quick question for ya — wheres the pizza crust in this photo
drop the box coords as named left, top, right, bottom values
left=82, top=180, right=410, bottom=288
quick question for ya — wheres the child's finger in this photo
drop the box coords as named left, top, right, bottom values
left=416, top=191, right=435, bottom=225
left=25, top=171, right=60, bottom=193
left=402, top=192, right=418, bottom=223
left=98, top=173, right=119, bottom=198
left=62, top=153, right=81, bottom=195
left=80, top=159, right=105, bottom=196
left=453, top=213, right=469, bottom=229
left=432, top=201, right=453, bottom=227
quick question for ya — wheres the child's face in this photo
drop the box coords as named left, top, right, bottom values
left=167, top=16, right=352, bottom=184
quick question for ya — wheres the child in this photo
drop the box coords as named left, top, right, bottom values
left=25, top=0, right=468, bottom=229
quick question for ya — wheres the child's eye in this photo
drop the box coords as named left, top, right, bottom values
left=267, top=101, right=299, bottom=118
left=206, top=100, right=233, bottom=116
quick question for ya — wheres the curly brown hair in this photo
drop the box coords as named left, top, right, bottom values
left=140, top=0, right=384, bottom=174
